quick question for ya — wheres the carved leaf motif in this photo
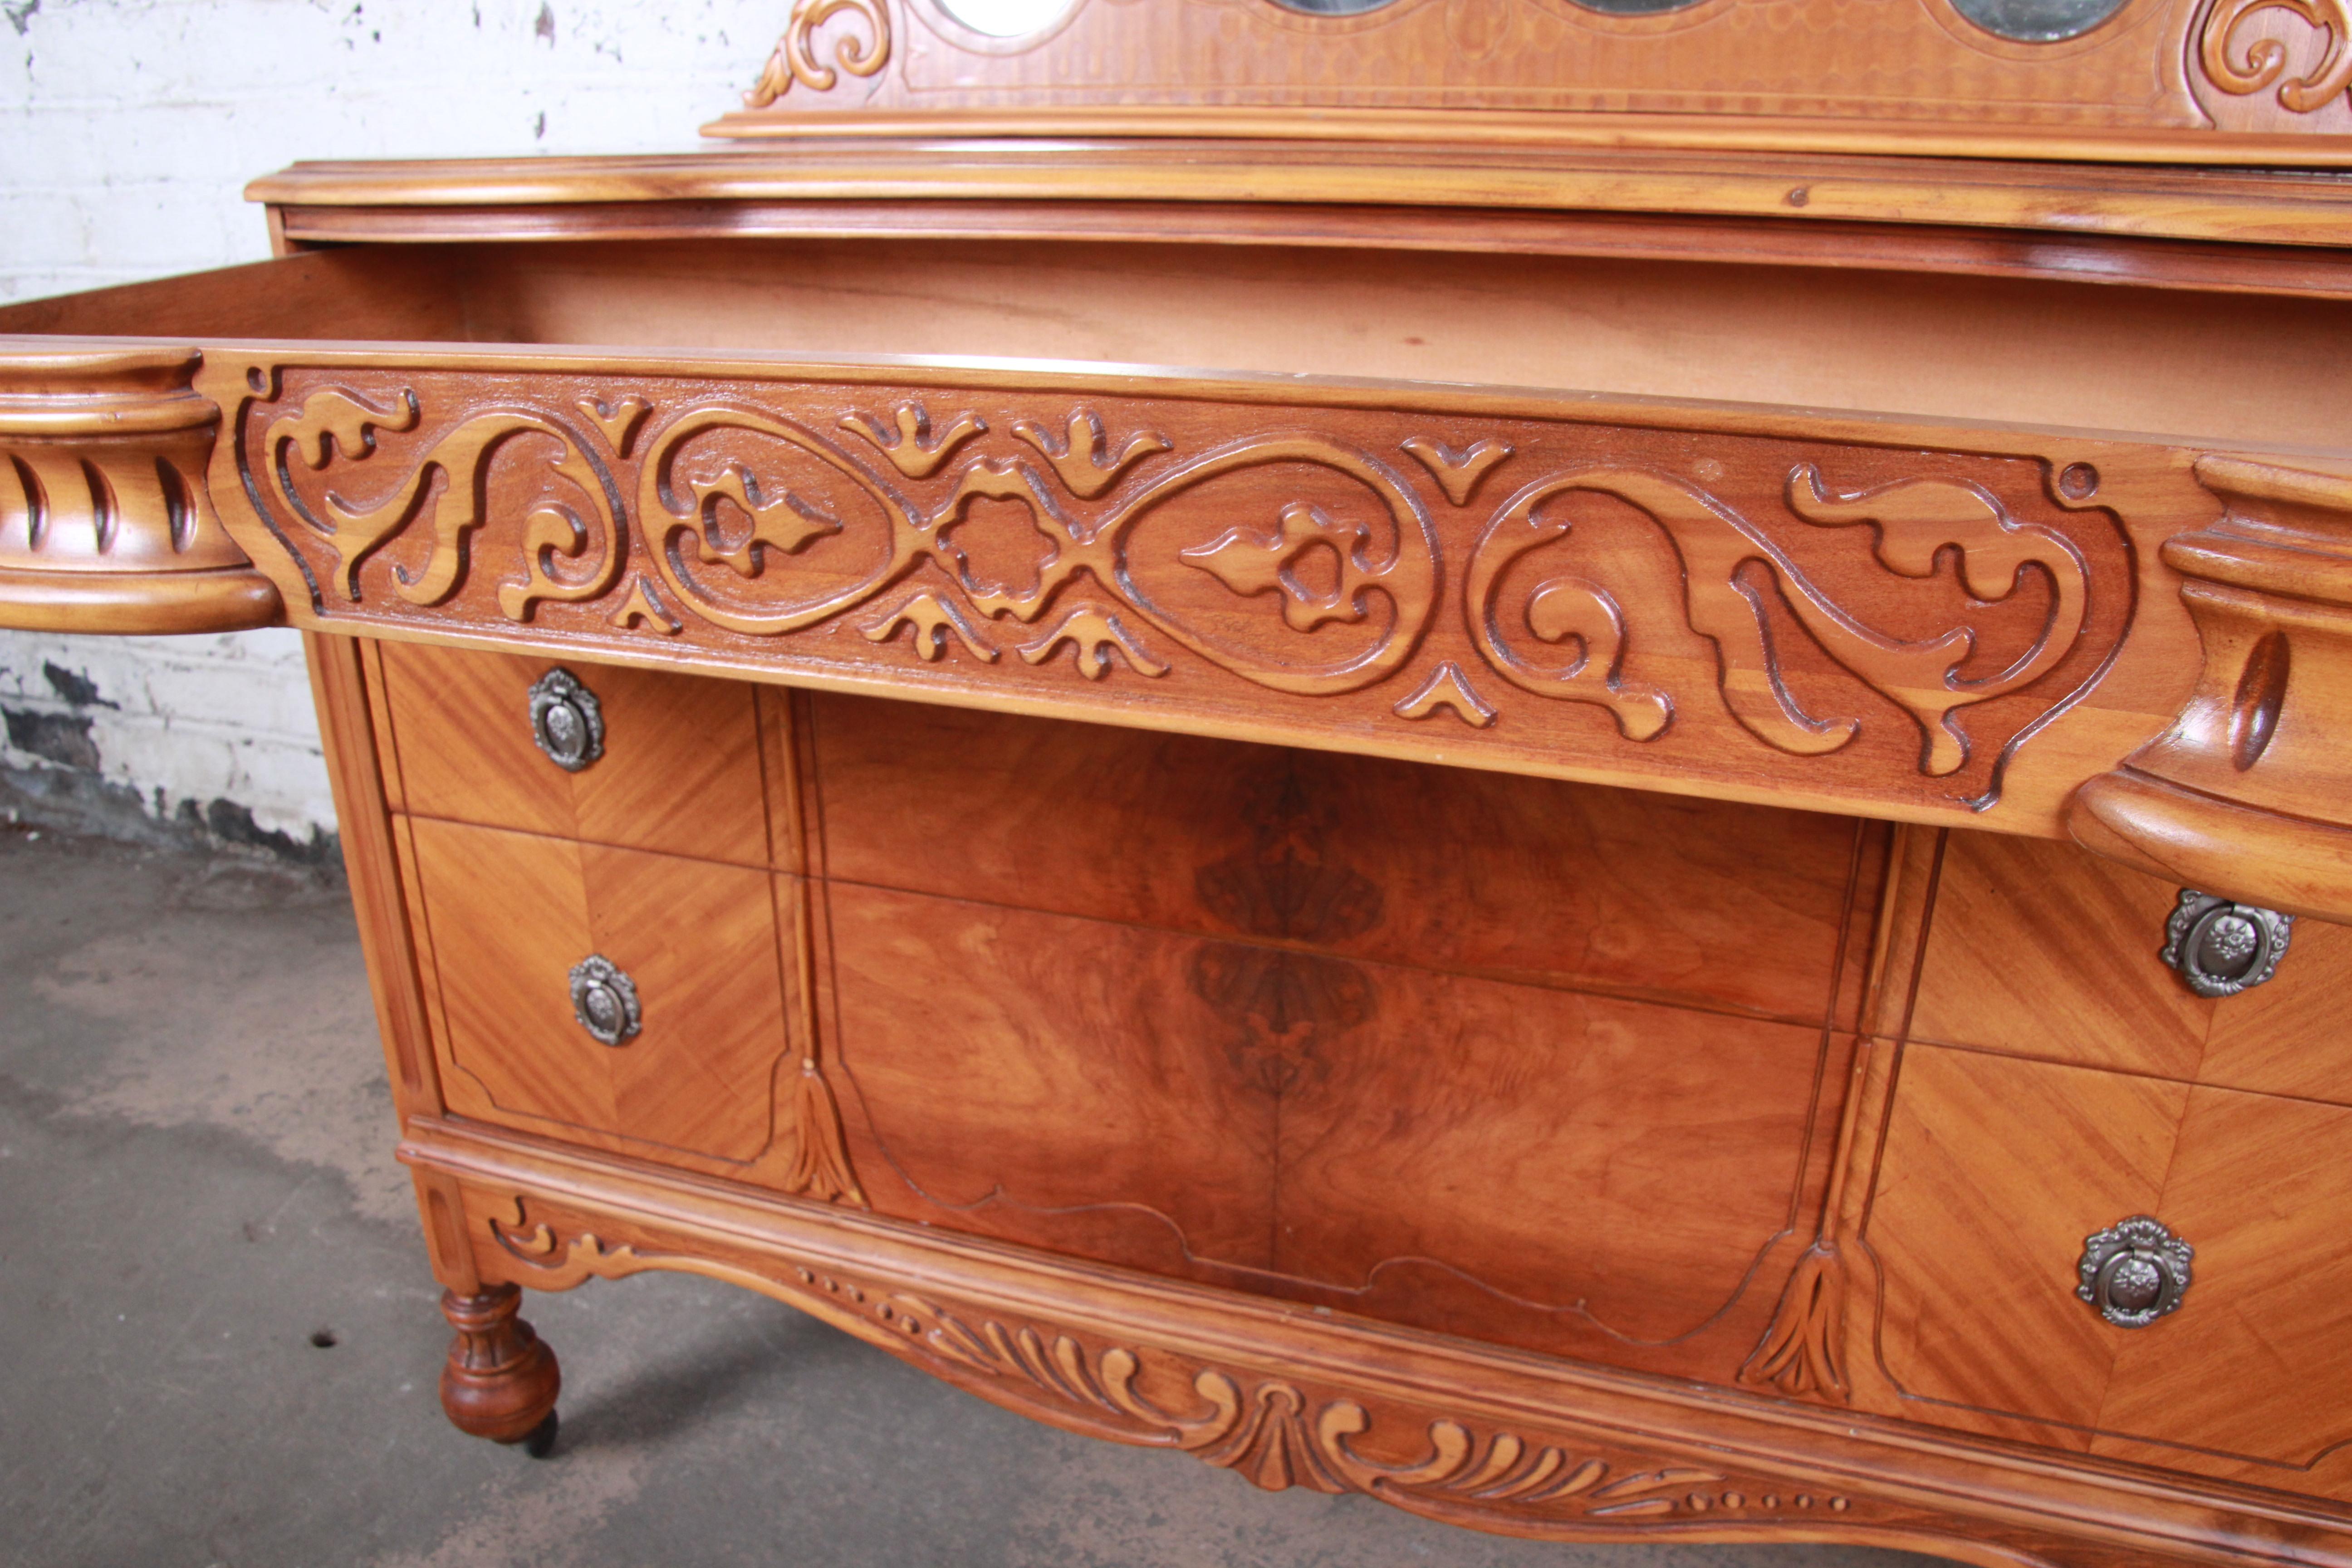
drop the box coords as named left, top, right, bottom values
left=2201, top=0, right=2352, bottom=111
left=782, top=1059, right=864, bottom=1205
left=1011, top=408, right=1171, bottom=498
left=841, top=402, right=985, bottom=479
left=1019, top=603, right=1169, bottom=679
left=501, top=495, right=627, bottom=621
left=1194, top=1383, right=1348, bottom=1493
left=1739, top=1242, right=1848, bottom=1398
left=932, top=462, right=1076, bottom=621
left=686, top=462, right=843, bottom=576
left=1464, top=491, right=1671, bottom=740
left=270, top=387, right=416, bottom=470
left=1402, top=436, right=1514, bottom=507
left=1392, top=662, right=1498, bottom=728
left=576, top=395, right=652, bottom=458
left=247, top=377, right=2111, bottom=798
left=1181, top=501, right=1381, bottom=633
left=864, top=590, right=999, bottom=662
left=606, top=575, right=682, bottom=635
left=1111, top=441, right=1440, bottom=696
left=1783, top=464, right=2089, bottom=775
left=639, top=407, right=923, bottom=637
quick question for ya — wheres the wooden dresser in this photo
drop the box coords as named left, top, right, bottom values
left=10, top=1, right=2352, bottom=1561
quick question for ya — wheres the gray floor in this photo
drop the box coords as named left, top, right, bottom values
left=0, top=828, right=1951, bottom=1568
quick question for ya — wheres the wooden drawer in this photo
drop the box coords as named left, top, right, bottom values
left=1908, top=832, right=2352, bottom=1102
left=819, top=878, right=1845, bottom=1384
left=1866, top=1044, right=2352, bottom=1480
left=809, top=692, right=1878, bottom=1029
left=378, top=641, right=773, bottom=868
left=400, top=815, right=793, bottom=1166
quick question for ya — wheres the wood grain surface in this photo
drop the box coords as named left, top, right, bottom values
left=1911, top=829, right=2352, bottom=1102
left=808, top=691, right=1870, bottom=1024
left=379, top=641, right=771, bottom=867
left=247, top=141, right=2352, bottom=245
left=1868, top=1044, right=2185, bottom=1447
left=256, top=200, right=2352, bottom=305
left=405, top=817, right=790, bottom=1165
left=1866, top=1044, right=2352, bottom=1487
left=823, top=879, right=1838, bottom=1371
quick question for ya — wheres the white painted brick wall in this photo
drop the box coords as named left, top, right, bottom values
left=1, top=0, right=779, bottom=848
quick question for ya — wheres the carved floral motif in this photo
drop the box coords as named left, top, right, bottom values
left=487, top=1203, right=1853, bottom=1527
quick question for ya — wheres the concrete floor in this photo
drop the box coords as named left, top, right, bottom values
left=0, top=828, right=1953, bottom=1568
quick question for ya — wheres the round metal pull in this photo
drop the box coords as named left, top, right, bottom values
left=2078, top=1216, right=2193, bottom=1329
left=2163, top=890, right=2292, bottom=998
left=569, top=955, right=641, bottom=1047
left=529, top=667, right=604, bottom=773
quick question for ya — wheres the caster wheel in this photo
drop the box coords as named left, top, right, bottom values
left=520, top=1410, right=559, bottom=1459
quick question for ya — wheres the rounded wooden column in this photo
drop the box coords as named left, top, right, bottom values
left=438, top=1284, right=562, bottom=1455
left=0, top=344, right=282, bottom=634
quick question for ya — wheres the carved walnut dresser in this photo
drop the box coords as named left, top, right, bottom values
left=10, top=1, right=2352, bottom=1561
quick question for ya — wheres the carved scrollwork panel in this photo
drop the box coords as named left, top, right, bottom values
left=218, top=358, right=2142, bottom=827
left=478, top=1195, right=1874, bottom=1533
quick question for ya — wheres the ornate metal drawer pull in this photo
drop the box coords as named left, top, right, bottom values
left=529, top=667, right=605, bottom=773
left=2163, top=890, right=2292, bottom=998
left=569, top=955, right=641, bottom=1047
left=2078, top=1216, right=2192, bottom=1328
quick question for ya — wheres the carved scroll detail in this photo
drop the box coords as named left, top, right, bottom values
left=263, top=388, right=622, bottom=613
left=2200, top=0, right=2352, bottom=112
left=635, top=411, right=1439, bottom=693
left=485, top=1203, right=1849, bottom=1526
left=255, top=384, right=1443, bottom=696
left=1468, top=464, right=2089, bottom=774
left=745, top=0, right=892, bottom=103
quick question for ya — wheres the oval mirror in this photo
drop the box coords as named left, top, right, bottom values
left=938, top=0, right=1075, bottom=36
left=1950, top=0, right=2128, bottom=42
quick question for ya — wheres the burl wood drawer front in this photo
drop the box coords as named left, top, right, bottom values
left=809, top=693, right=1872, bottom=1028
left=821, top=880, right=1838, bottom=1380
left=1867, top=1044, right=2352, bottom=1479
left=378, top=641, right=771, bottom=868
left=402, top=816, right=789, bottom=1163
left=1909, top=832, right=2352, bottom=1100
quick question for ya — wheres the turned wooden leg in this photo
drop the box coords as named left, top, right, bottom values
left=439, top=1284, right=562, bottom=1457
